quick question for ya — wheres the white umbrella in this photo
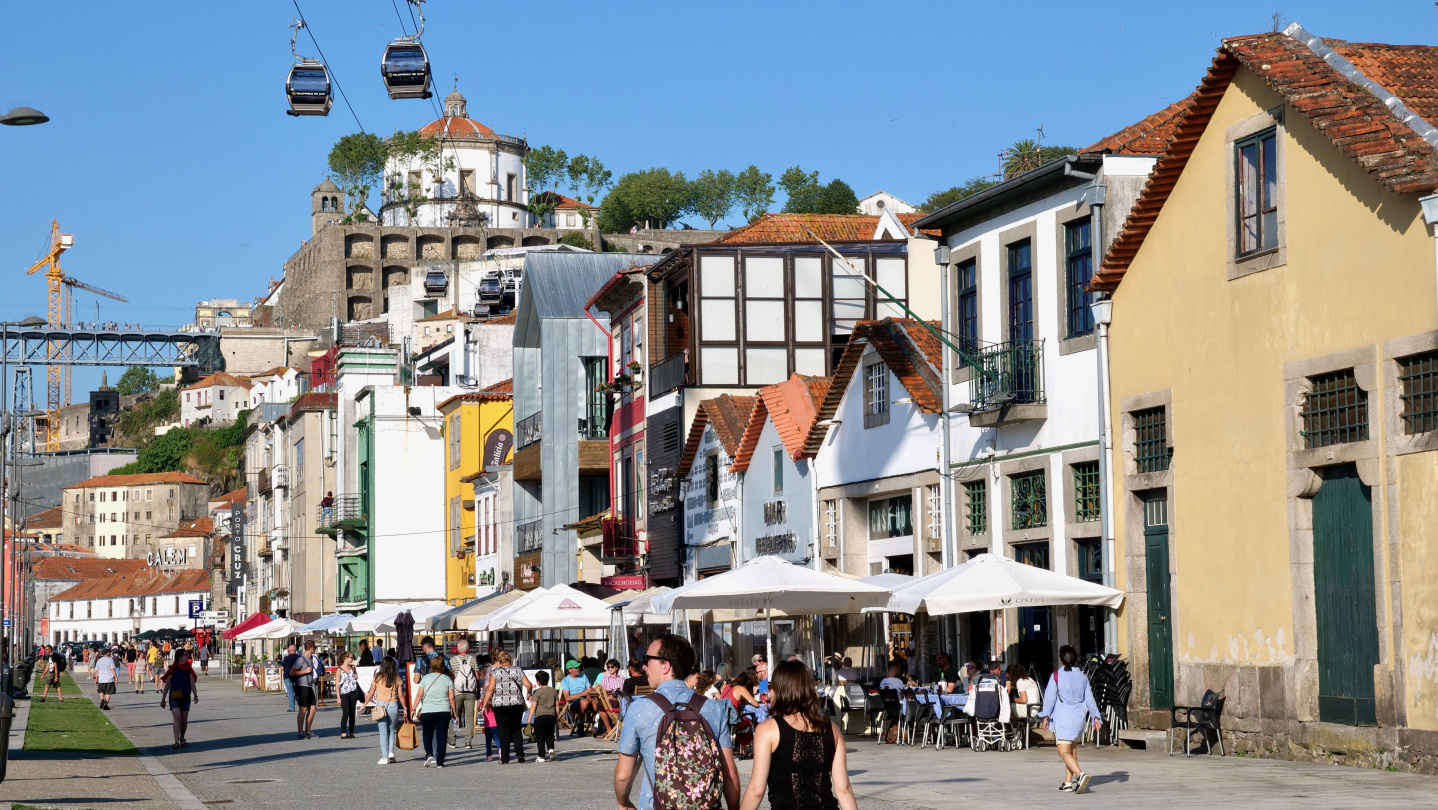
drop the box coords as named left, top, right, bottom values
left=879, top=552, right=1125, bottom=615
left=236, top=618, right=301, bottom=641
left=860, top=573, right=914, bottom=590
left=427, top=590, right=523, bottom=632
left=650, top=556, right=892, bottom=666
left=375, top=603, right=453, bottom=633
left=483, top=584, right=614, bottom=631
left=467, top=587, right=548, bottom=632
left=343, top=601, right=448, bottom=634
left=295, top=613, right=349, bottom=635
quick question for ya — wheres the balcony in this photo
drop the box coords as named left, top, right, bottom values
left=257, top=469, right=272, bottom=494
left=516, top=411, right=542, bottom=449
left=335, top=590, right=369, bottom=611
left=316, top=495, right=367, bottom=534
left=649, top=353, right=688, bottom=398
left=273, top=464, right=289, bottom=490
left=601, top=517, right=640, bottom=562
left=516, top=519, right=544, bottom=554
left=967, top=340, right=1047, bottom=428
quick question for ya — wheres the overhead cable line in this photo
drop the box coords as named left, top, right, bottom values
left=291, top=0, right=365, bottom=133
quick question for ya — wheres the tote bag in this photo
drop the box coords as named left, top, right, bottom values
left=397, top=720, right=419, bottom=750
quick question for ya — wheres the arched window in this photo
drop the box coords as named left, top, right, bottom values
left=321, top=197, right=331, bottom=212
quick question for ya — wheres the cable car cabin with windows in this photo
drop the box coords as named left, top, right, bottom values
left=382, top=42, right=431, bottom=100
left=285, top=19, right=332, bottom=117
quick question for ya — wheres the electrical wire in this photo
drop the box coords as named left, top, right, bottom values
left=291, top=0, right=366, bottom=133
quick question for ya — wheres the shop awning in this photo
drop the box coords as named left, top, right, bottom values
left=221, top=612, right=273, bottom=640
left=874, top=553, right=1125, bottom=615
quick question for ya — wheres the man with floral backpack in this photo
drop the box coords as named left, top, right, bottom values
left=614, top=634, right=739, bottom=810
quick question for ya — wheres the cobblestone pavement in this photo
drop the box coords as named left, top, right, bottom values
left=63, top=672, right=1438, bottom=810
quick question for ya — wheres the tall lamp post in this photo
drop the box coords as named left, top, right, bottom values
left=0, top=316, right=48, bottom=680
left=0, top=107, right=49, bottom=127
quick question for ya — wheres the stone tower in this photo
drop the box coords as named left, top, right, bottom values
left=444, top=82, right=466, bottom=118
left=312, top=177, right=345, bottom=236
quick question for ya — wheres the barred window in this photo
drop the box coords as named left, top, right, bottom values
left=1398, top=351, right=1438, bottom=435
left=863, top=362, right=890, bottom=428
left=1133, top=408, right=1172, bottom=473
left=1073, top=461, right=1101, bottom=522
left=1301, top=369, right=1367, bottom=448
left=926, top=484, right=942, bottom=541
left=1010, top=471, right=1047, bottom=530
left=963, top=480, right=987, bottom=536
left=824, top=500, right=838, bottom=547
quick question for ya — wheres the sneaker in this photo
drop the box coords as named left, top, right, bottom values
left=1074, top=773, right=1091, bottom=795
left=435, top=764, right=444, bottom=769
left=466, top=742, right=473, bottom=750
left=389, top=755, right=397, bottom=764
left=297, top=733, right=307, bottom=740
left=379, top=757, right=389, bottom=765
left=1059, top=780, right=1074, bottom=792
left=535, top=757, right=546, bottom=763
left=425, top=756, right=436, bottom=767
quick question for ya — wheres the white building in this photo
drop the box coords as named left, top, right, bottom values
left=731, top=375, right=830, bottom=566
left=857, top=191, right=916, bottom=216
left=379, top=85, right=530, bottom=230
left=63, top=472, right=212, bottom=561
left=47, top=569, right=211, bottom=646
left=537, top=193, right=598, bottom=230
left=247, top=367, right=306, bottom=409
left=181, top=372, right=252, bottom=427
left=468, top=465, right=512, bottom=596
left=679, top=395, right=755, bottom=579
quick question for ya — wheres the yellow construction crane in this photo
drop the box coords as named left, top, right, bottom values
left=24, top=220, right=129, bottom=450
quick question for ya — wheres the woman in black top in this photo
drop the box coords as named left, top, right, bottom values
left=739, top=661, right=858, bottom=810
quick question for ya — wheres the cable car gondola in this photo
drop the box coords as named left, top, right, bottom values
left=286, top=20, right=332, bottom=117
left=382, top=0, right=432, bottom=100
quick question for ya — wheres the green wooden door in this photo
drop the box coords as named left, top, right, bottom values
left=1312, top=464, right=1379, bottom=726
left=1144, top=492, right=1174, bottom=710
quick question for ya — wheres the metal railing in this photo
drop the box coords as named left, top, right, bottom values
left=602, top=517, right=640, bottom=560
left=649, top=353, right=687, bottom=398
left=516, top=411, right=542, bottom=449
left=969, top=339, right=1045, bottom=410
left=257, top=469, right=271, bottom=494
left=516, top=518, right=544, bottom=553
left=316, top=495, right=366, bottom=530
left=273, top=464, right=289, bottom=489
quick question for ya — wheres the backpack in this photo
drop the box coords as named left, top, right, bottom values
left=452, top=656, right=478, bottom=694
left=54, top=655, right=67, bottom=673
left=643, top=692, right=724, bottom=810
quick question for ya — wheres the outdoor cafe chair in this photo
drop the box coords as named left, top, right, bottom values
left=876, top=688, right=903, bottom=744
left=595, top=688, right=622, bottom=742
left=937, top=702, right=970, bottom=750
left=1168, top=690, right=1226, bottom=756
left=899, top=691, right=922, bottom=745
left=838, top=682, right=872, bottom=735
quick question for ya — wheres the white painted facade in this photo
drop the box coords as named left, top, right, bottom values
left=682, top=423, right=741, bottom=576
left=181, top=376, right=251, bottom=428
left=738, top=417, right=813, bottom=566
left=857, top=191, right=916, bottom=216
left=471, top=470, right=511, bottom=596
left=247, top=368, right=305, bottom=409
left=49, top=587, right=208, bottom=645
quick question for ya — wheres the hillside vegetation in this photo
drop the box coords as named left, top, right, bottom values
left=109, top=387, right=246, bottom=493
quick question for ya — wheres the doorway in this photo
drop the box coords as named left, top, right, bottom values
left=1014, top=542, right=1053, bottom=676
left=1312, top=464, right=1379, bottom=726
left=1143, top=491, right=1174, bottom=710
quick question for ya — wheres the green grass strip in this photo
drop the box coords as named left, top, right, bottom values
left=24, top=671, right=137, bottom=755
left=13, top=805, right=104, bottom=810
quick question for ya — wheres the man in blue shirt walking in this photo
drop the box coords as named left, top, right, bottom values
left=614, top=635, right=739, bottom=810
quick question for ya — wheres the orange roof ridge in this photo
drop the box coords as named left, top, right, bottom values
left=714, top=212, right=936, bottom=244
left=70, top=471, right=207, bottom=489
left=1084, top=94, right=1197, bottom=155
left=732, top=374, right=835, bottom=472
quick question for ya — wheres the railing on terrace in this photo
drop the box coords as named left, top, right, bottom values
left=516, top=519, right=544, bottom=554
left=649, top=353, right=687, bottom=398
left=516, top=411, right=542, bottom=449
left=316, top=495, right=366, bottom=530
left=969, top=340, right=1045, bottom=410
left=602, top=517, right=640, bottom=560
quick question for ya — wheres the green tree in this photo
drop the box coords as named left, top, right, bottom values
left=567, top=155, right=613, bottom=229
left=1000, top=140, right=1078, bottom=179
left=327, top=132, right=388, bottom=222
left=919, top=176, right=1001, bottom=212
left=130, top=428, right=194, bottom=474
left=597, top=168, right=692, bottom=232
left=779, top=167, right=858, bottom=214
left=383, top=129, right=452, bottom=224
left=525, top=145, right=570, bottom=224
left=115, top=367, right=159, bottom=396
left=558, top=231, right=596, bottom=251
left=689, top=169, right=736, bottom=228
left=734, top=165, right=775, bottom=222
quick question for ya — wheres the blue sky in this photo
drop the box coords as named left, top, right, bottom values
left=0, top=0, right=1425, bottom=367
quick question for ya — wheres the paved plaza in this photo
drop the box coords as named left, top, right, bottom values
left=4, top=670, right=1438, bottom=810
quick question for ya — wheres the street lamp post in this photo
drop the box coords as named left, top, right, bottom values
left=0, top=316, right=48, bottom=682
left=0, top=107, right=49, bottom=127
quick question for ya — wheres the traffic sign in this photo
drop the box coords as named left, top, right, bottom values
left=2, top=619, right=10, bottom=627
left=200, top=610, right=229, bottom=622
left=188, top=599, right=205, bottom=619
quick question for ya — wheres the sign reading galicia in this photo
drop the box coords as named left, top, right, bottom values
left=483, top=428, right=513, bottom=469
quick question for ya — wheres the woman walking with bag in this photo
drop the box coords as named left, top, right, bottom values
left=412, top=656, right=457, bottom=768
left=364, top=656, right=406, bottom=764
left=1038, top=646, right=1103, bottom=794
left=479, top=648, right=534, bottom=764
left=336, top=652, right=361, bottom=738
left=739, top=660, right=859, bottom=810
left=160, top=649, right=200, bottom=749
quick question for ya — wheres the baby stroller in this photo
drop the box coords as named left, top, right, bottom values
left=968, top=675, right=1010, bottom=751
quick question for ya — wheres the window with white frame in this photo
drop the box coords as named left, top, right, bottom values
left=863, top=361, right=890, bottom=428
left=824, top=500, right=838, bottom=547
left=449, top=413, right=462, bottom=469
left=926, top=484, right=942, bottom=542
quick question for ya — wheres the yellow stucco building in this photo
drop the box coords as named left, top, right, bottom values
left=438, top=383, right=514, bottom=605
left=1093, top=29, right=1438, bottom=763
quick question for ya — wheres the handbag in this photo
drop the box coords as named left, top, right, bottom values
left=370, top=704, right=387, bottom=721
left=397, top=720, right=419, bottom=750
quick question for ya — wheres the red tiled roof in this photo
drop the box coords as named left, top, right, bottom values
left=211, top=487, right=247, bottom=508
left=418, top=308, right=464, bottom=323
left=732, top=374, right=833, bottom=472
left=1329, top=40, right=1438, bottom=125
left=420, top=115, right=495, bottom=139
left=801, top=319, right=944, bottom=456
left=32, top=557, right=148, bottom=581
left=1096, top=32, right=1438, bottom=291
left=714, top=213, right=934, bottom=244
left=585, top=265, right=648, bottom=311
left=249, top=366, right=301, bottom=380
left=535, top=191, right=597, bottom=209
left=437, top=382, right=514, bottom=411
left=1084, top=94, right=1197, bottom=154
left=53, top=569, right=211, bottom=602
left=678, top=395, right=758, bottom=476
left=162, top=517, right=213, bottom=539
left=185, top=371, right=252, bottom=391
left=482, top=312, right=517, bottom=326
left=289, top=391, right=337, bottom=417
left=68, top=471, right=207, bottom=489
left=24, top=505, right=63, bottom=530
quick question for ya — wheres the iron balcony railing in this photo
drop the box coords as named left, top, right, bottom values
left=273, top=464, right=289, bottom=490
left=257, top=469, right=272, bottom=494
left=649, top=353, right=687, bottom=398
left=316, top=495, right=367, bottom=530
left=602, top=517, right=640, bottom=561
left=516, top=518, right=544, bottom=554
left=969, top=339, right=1045, bottom=410
left=516, top=411, right=542, bottom=450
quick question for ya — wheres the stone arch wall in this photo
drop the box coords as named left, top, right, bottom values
left=345, top=234, right=375, bottom=259
left=383, top=266, right=409, bottom=289
left=381, top=234, right=411, bottom=259
left=347, top=296, right=373, bottom=321
left=346, top=265, right=374, bottom=291
left=453, top=235, right=483, bottom=260
left=521, top=236, right=550, bottom=247
left=418, top=235, right=446, bottom=260
left=487, top=235, right=515, bottom=249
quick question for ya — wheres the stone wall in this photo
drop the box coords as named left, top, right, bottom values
left=218, top=328, right=325, bottom=376
left=600, top=229, right=726, bottom=254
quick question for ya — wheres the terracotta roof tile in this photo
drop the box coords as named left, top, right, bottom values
left=162, top=517, right=213, bottom=539
left=482, top=312, right=517, bottom=326
left=801, top=319, right=944, bottom=456
left=52, top=569, right=211, bottom=602
left=418, top=308, right=464, bottom=323
left=211, top=487, right=247, bottom=508
left=68, top=471, right=207, bottom=489
left=32, top=557, right=149, bottom=581
left=24, top=505, right=64, bottom=530
left=1096, top=32, right=1438, bottom=291
left=678, top=394, right=758, bottom=475
left=731, top=374, right=833, bottom=472
left=185, top=371, right=252, bottom=391
left=1084, top=94, right=1197, bottom=154
left=715, top=213, right=934, bottom=244
left=288, top=391, right=337, bottom=417
left=534, top=191, right=597, bottom=210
